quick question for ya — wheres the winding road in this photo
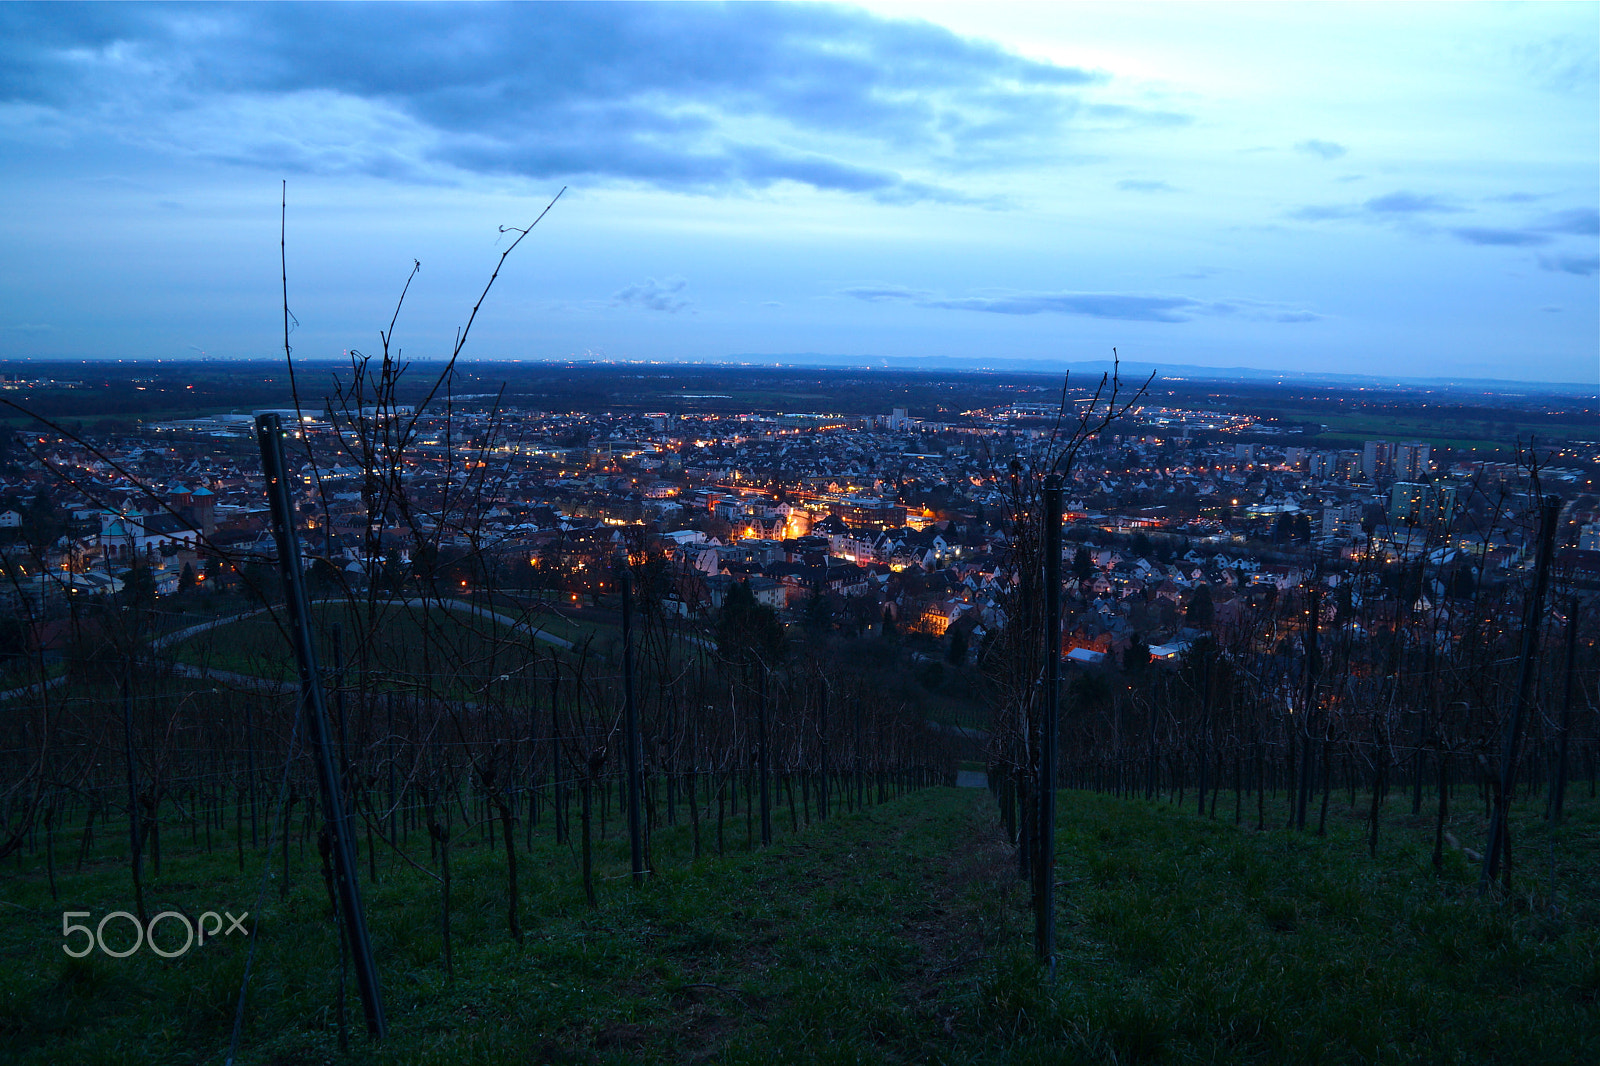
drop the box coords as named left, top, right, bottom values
left=0, top=596, right=577, bottom=703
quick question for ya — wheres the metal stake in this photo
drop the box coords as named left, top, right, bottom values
left=256, top=414, right=386, bottom=1039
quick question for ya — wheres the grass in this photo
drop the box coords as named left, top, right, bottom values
left=997, top=788, right=1600, bottom=1065
left=1, top=782, right=1595, bottom=1064
left=165, top=601, right=560, bottom=692
left=1260, top=405, right=1596, bottom=451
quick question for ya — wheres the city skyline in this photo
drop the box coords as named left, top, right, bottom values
left=1, top=1, right=1596, bottom=384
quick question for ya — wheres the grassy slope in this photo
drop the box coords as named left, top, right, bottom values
left=1012, top=791, right=1600, bottom=1065
left=2, top=786, right=1595, bottom=1064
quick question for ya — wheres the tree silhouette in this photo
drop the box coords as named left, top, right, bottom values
left=1186, top=584, right=1214, bottom=629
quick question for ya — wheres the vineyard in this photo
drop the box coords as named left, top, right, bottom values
left=0, top=223, right=1594, bottom=1062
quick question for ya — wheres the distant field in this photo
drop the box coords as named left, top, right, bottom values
left=0, top=407, right=222, bottom=427
left=1314, top=433, right=1523, bottom=458
left=1273, top=406, right=1593, bottom=451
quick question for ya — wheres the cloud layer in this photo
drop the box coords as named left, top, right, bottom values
left=0, top=2, right=1141, bottom=202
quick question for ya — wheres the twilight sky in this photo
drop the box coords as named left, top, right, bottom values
left=1, top=1, right=1595, bottom=384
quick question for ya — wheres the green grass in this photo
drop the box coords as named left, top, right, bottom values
left=1267, top=407, right=1592, bottom=456
left=2, top=784, right=1595, bottom=1064
left=986, top=788, right=1600, bottom=1065
left=166, top=601, right=557, bottom=693
left=1, top=783, right=1007, bottom=1065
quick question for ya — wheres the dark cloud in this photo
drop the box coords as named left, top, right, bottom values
left=925, top=292, right=1202, bottom=322
left=1451, top=227, right=1551, bottom=247
left=1442, top=206, right=1595, bottom=249
left=1363, top=191, right=1460, bottom=214
left=1538, top=254, right=1599, bottom=277
left=0, top=2, right=1133, bottom=201
left=1116, top=179, right=1175, bottom=193
left=614, top=276, right=690, bottom=313
left=1533, top=207, right=1599, bottom=236
left=1291, top=190, right=1472, bottom=226
left=1289, top=204, right=1357, bottom=221
left=1295, top=139, right=1347, bottom=160
left=838, top=284, right=930, bottom=303
left=839, top=286, right=1318, bottom=324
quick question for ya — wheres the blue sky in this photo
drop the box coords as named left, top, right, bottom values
left=1, top=1, right=1595, bottom=383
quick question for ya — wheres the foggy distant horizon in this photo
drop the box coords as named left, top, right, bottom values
left=2, top=2, right=1596, bottom=384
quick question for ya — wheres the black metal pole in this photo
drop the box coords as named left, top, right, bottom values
left=333, top=623, right=349, bottom=799
left=818, top=681, right=829, bottom=820
left=256, top=414, right=386, bottom=1039
left=551, top=657, right=566, bottom=845
left=854, top=697, right=863, bottom=811
left=121, top=677, right=146, bottom=925
left=758, top=664, right=772, bottom=847
left=1549, top=596, right=1579, bottom=825
left=246, top=701, right=258, bottom=848
left=621, top=563, right=646, bottom=884
left=1296, top=585, right=1320, bottom=831
left=1037, top=475, right=1061, bottom=967
left=1482, top=494, right=1560, bottom=889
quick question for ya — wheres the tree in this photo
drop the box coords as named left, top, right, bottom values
left=20, top=493, right=64, bottom=551
left=1067, top=670, right=1113, bottom=717
left=121, top=559, right=157, bottom=611
left=1187, top=583, right=1214, bottom=629
left=307, top=555, right=340, bottom=596
left=946, top=624, right=970, bottom=666
left=1072, top=546, right=1094, bottom=583
left=177, top=562, right=197, bottom=594
left=802, top=590, right=834, bottom=636
left=716, top=580, right=783, bottom=671
left=1122, top=632, right=1150, bottom=673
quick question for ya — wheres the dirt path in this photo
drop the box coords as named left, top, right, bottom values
left=606, top=787, right=1024, bottom=1064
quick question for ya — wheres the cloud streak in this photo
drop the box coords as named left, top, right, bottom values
left=1116, top=179, right=1176, bottom=193
left=1291, top=194, right=1599, bottom=264
left=1363, top=191, right=1460, bottom=214
left=839, top=286, right=1320, bottom=324
left=1295, top=139, right=1347, bottom=160
left=1539, top=254, right=1599, bottom=277
left=1451, top=227, right=1551, bottom=247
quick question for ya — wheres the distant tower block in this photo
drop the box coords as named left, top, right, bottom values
left=1395, top=441, right=1431, bottom=481
left=1362, top=440, right=1394, bottom=481
left=890, top=407, right=908, bottom=430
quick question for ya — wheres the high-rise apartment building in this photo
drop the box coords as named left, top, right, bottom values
left=1362, top=440, right=1393, bottom=481
left=1389, top=481, right=1457, bottom=532
left=1395, top=440, right=1431, bottom=481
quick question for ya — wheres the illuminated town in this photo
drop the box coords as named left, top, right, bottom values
left=7, top=370, right=1596, bottom=668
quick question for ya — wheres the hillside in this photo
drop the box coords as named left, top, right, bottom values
left=4, top=785, right=1595, bottom=1064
